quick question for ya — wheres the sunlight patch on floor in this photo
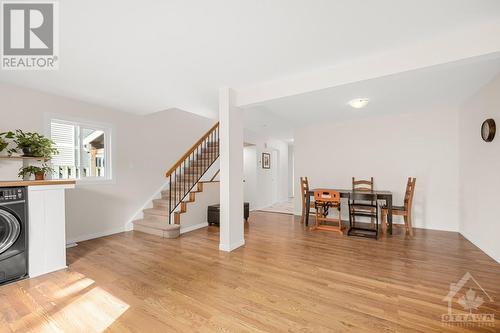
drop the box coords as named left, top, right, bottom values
left=50, top=286, right=129, bottom=332
left=54, top=277, right=95, bottom=299
left=259, top=198, right=295, bottom=215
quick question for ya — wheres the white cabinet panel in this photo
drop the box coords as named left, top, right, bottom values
left=28, top=184, right=73, bottom=278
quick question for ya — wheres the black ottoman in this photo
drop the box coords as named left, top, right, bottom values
left=208, top=203, right=249, bottom=226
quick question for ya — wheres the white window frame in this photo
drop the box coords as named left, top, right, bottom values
left=45, top=113, right=115, bottom=185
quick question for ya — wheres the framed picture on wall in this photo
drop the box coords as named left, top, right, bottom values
left=262, top=152, right=271, bottom=169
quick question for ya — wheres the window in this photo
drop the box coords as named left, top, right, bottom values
left=49, top=118, right=112, bottom=182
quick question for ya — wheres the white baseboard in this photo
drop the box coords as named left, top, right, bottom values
left=66, top=226, right=127, bottom=245
left=250, top=205, right=267, bottom=212
left=219, top=238, right=245, bottom=252
left=180, top=222, right=208, bottom=234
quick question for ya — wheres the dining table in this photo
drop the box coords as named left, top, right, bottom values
left=306, top=188, right=394, bottom=235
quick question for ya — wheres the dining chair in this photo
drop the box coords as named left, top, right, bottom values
left=381, top=177, right=416, bottom=236
left=351, top=177, right=376, bottom=226
left=313, top=189, right=343, bottom=234
left=348, top=191, right=379, bottom=239
left=299, top=177, right=316, bottom=224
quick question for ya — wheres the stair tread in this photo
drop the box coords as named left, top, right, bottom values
left=133, top=219, right=180, bottom=231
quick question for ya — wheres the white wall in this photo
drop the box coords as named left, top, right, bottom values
left=0, top=83, right=214, bottom=243
left=243, top=130, right=289, bottom=210
left=294, top=108, right=459, bottom=231
left=288, top=144, right=294, bottom=198
left=459, top=74, right=500, bottom=263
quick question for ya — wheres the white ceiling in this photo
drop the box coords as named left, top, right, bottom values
left=1, top=0, right=500, bottom=118
left=243, top=54, right=500, bottom=140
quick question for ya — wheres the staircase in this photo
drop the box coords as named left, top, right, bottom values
left=133, top=123, right=220, bottom=237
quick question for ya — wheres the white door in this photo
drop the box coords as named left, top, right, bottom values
left=243, top=146, right=257, bottom=208
left=271, top=150, right=278, bottom=203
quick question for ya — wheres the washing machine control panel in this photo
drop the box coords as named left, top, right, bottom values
left=0, top=187, right=24, bottom=202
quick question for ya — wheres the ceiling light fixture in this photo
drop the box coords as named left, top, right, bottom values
left=348, top=98, right=370, bottom=109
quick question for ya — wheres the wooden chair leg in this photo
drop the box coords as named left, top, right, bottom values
left=403, top=216, right=409, bottom=234
left=300, top=199, right=305, bottom=224
left=314, top=206, right=320, bottom=230
left=381, top=209, right=387, bottom=233
left=338, top=207, right=343, bottom=233
left=407, top=214, right=414, bottom=236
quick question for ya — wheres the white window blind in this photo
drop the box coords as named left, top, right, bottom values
left=51, top=121, right=75, bottom=167
left=49, top=117, right=112, bottom=182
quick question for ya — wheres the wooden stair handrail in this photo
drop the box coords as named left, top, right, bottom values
left=165, top=122, right=219, bottom=177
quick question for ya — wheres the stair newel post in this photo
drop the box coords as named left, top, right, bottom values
left=169, top=174, right=172, bottom=224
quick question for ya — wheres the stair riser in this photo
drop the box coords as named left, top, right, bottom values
left=153, top=201, right=168, bottom=209
left=143, top=208, right=168, bottom=216
left=143, top=213, right=169, bottom=222
left=166, top=186, right=196, bottom=192
left=161, top=185, right=199, bottom=196
left=154, top=198, right=194, bottom=209
left=134, top=225, right=179, bottom=239
left=153, top=201, right=191, bottom=208
left=162, top=185, right=202, bottom=197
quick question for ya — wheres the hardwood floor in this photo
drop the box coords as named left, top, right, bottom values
left=1, top=211, right=499, bottom=332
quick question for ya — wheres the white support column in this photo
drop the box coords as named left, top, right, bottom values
left=219, top=87, right=245, bottom=252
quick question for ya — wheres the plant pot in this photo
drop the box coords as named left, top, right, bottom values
left=22, top=146, right=34, bottom=157
left=34, top=172, right=45, bottom=181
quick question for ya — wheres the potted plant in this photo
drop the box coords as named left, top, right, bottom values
left=11, top=130, right=58, bottom=158
left=0, top=131, right=14, bottom=155
left=18, top=164, right=54, bottom=181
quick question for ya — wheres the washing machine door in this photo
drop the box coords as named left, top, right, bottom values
left=0, top=209, right=21, bottom=255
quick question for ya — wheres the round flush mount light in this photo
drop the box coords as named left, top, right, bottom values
left=348, top=98, right=370, bottom=109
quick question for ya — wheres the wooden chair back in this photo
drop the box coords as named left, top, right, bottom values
left=299, top=177, right=312, bottom=224
left=352, top=177, right=374, bottom=192
left=314, top=189, right=341, bottom=204
left=404, top=177, right=416, bottom=211
left=300, top=177, right=310, bottom=198
left=352, top=177, right=374, bottom=207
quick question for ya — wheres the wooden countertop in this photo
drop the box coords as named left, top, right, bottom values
left=0, top=180, right=76, bottom=187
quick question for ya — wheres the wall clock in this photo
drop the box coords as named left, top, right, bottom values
left=481, top=119, right=496, bottom=142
